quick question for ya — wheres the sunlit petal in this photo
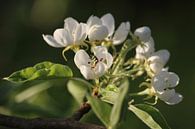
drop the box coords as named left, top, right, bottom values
left=74, top=24, right=83, bottom=42
left=94, top=62, right=107, bottom=77
left=112, top=22, right=130, bottom=45
left=87, top=15, right=102, bottom=29
left=53, top=28, right=66, bottom=45
left=64, top=17, right=79, bottom=34
left=101, top=13, right=115, bottom=37
left=79, top=65, right=96, bottom=80
left=88, top=25, right=108, bottom=41
left=74, top=50, right=91, bottom=68
left=42, top=34, right=64, bottom=48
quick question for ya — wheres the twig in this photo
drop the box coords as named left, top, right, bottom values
left=71, top=102, right=91, bottom=121
left=0, top=103, right=106, bottom=129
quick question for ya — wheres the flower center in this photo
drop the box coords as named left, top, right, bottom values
left=88, top=56, right=104, bottom=69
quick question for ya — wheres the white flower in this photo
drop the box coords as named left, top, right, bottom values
left=101, top=13, right=130, bottom=45
left=43, top=17, right=87, bottom=48
left=147, top=50, right=170, bottom=74
left=74, top=46, right=113, bottom=80
left=151, top=70, right=183, bottom=105
left=86, top=13, right=130, bottom=45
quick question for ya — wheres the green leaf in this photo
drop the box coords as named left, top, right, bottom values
left=129, top=104, right=168, bottom=129
left=100, top=84, right=119, bottom=104
left=109, top=79, right=129, bottom=129
left=4, top=61, right=73, bottom=83
left=87, top=95, right=112, bottom=127
left=67, top=78, right=92, bottom=104
left=135, top=104, right=171, bottom=129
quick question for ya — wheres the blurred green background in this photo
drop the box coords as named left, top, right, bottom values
left=0, top=0, right=194, bottom=129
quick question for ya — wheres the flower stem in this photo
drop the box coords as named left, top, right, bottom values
left=111, top=39, right=138, bottom=75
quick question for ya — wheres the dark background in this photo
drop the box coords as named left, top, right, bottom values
left=0, top=0, right=194, bottom=128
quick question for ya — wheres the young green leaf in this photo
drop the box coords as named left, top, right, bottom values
left=67, top=78, right=93, bottom=104
left=100, top=84, right=119, bottom=104
left=87, top=95, right=112, bottom=127
left=129, top=104, right=163, bottom=129
left=4, top=61, right=73, bottom=84
left=135, top=104, right=171, bottom=129
left=109, top=79, right=129, bottom=129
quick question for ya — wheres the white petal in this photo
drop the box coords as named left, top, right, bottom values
left=136, top=38, right=155, bottom=58
left=101, top=13, right=115, bottom=37
left=42, top=34, right=64, bottom=48
left=87, top=15, right=102, bottom=29
left=64, top=30, right=74, bottom=45
left=112, top=22, right=130, bottom=45
left=165, top=93, right=183, bottom=105
left=74, top=50, right=91, bottom=68
left=88, top=25, right=108, bottom=41
left=80, top=23, right=87, bottom=40
left=53, top=29, right=66, bottom=45
left=157, top=89, right=175, bottom=103
left=168, top=72, right=180, bottom=88
left=94, top=62, right=107, bottom=77
left=149, top=61, right=164, bottom=74
left=64, top=17, right=79, bottom=34
left=53, top=29, right=73, bottom=46
left=134, top=26, right=151, bottom=42
left=152, top=70, right=171, bottom=91
left=150, top=49, right=170, bottom=66
left=158, top=89, right=183, bottom=105
left=152, top=71, right=180, bottom=92
left=105, top=53, right=113, bottom=69
left=79, top=65, right=96, bottom=80
left=93, top=46, right=108, bottom=59
left=152, top=74, right=166, bottom=92
left=148, top=50, right=170, bottom=74
left=74, top=24, right=83, bottom=42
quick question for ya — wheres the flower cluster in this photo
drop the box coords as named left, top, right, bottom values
left=43, top=13, right=130, bottom=80
left=42, top=13, right=182, bottom=105
left=134, top=27, right=183, bottom=105
left=43, top=13, right=130, bottom=49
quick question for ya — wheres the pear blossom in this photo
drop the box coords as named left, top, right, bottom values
left=134, top=27, right=155, bottom=59
left=101, top=13, right=130, bottom=45
left=147, top=50, right=170, bottom=74
left=74, top=46, right=113, bottom=80
left=151, top=70, right=183, bottom=105
left=43, top=17, right=87, bottom=48
left=86, top=13, right=130, bottom=45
